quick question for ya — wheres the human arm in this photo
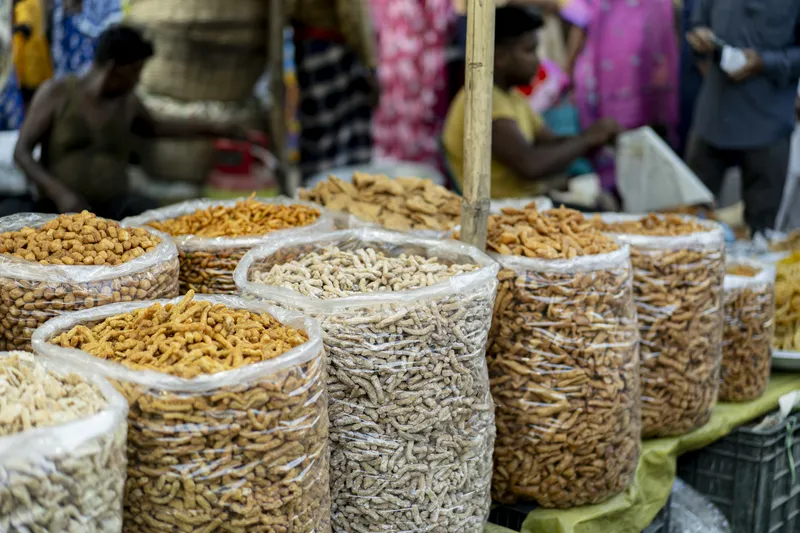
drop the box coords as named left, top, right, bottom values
left=131, top=98, right=244, bottom=139
left=566, top=24, right=586, bottom=78
left=491, top=118, right=616, bottom=182
left=758, top=19, right=800, bottom=88
left=13, top=81, right=89, bottom=213
left=686, top=0, right=717, bottom=54
left=335, top=0, right=377, bottom=69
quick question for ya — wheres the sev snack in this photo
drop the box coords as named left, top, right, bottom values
left=486, top=207, right=639, bottom=508
left=37, top=294, right=330, bottom=533
left=775, top=252, right=800, bottom=351
left=52, top=290, right=308, bottom=378
left=0, top=211, right=160, bottom=266
left=300, top=173, right=461, bottom=232
left=594, top=212, right=707, bottom=237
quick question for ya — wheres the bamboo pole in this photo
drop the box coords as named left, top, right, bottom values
left=268, top=0, right=292, bottom=195
left=459, top=0, right=495, bottom=251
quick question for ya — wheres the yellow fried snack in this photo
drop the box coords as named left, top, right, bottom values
left=147, top=195, right=321, bottom=238
left=775, top=252, right=800, bottom=351
left=0, top=211, right=160, bottom=266
left=51, top=291, right=308, bottom=378
left=593, top=213, right=708, bottom=237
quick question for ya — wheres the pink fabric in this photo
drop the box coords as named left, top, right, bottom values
left=564, top=0, right=679, bottom=189
left=371, top=0, right=453, bottom=165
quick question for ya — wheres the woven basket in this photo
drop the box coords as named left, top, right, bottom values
left=139, top=21, right=265, bottom=48
left=127, top=0, right=265, bottom=24
left=142, top=35, right=266, bottom=101
left=139, top=96, right=267, bottom=184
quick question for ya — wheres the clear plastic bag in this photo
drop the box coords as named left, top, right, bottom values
left=488, top=246, right=641, bottom=508
left=670, top=478, right=732, bottom=533
left=0, top=213, right=180, bottom=351
left=720, top=259, right=776, bottom=402
left=31, top=295, right=330, bottom=533
left=0, top=351, right=129, bottom=532
left=123, top=196, right=333, bottom=294
left=234, top=228, right=498, bottom=533
left=598, top=214, right=725, bottom=438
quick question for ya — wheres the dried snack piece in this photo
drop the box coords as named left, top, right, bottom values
left=0, top=211, right=160, bottom=266
left=235, top=229, right=498, bottom=533
left=0, top=352, right=128, bottom=533
left=0, top=213, right=179, bottom=351
left=596, top=213, right=725, bottom=438
left=486, top=210, right=640, bottom=508
left=720, top=260, right=775, bottom=402
left=35, top=295, right=329, bottom=533
left=775, top=252, right=800, bottom=351
left=300, top=173, right=462, bottom=233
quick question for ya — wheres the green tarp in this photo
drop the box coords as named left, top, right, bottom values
left=487, top=525, right=517, bottom=533
left=518, top=373, right=800, bottom=533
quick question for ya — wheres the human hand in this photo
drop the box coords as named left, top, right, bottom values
left=586, top=118, right=621, bottom=147
left=729, top=49, right=764, bottom=82
left=686, top=27, right=717, bottom=54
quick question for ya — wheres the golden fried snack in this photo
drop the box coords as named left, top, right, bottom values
left=486, top=207, right=639, bottom=508
left=594, top=212, right=707, bottom=237
left=775, top=252, right=800, bottom=351
left=300, top=173, right=461, bottom=232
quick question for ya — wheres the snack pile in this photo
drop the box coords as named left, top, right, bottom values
left=300, top=173, right=462, bottom=232
left=776, top=252, right=800, bottom=351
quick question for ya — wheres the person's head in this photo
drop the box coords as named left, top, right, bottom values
left=93, top=25, right=154, bottom=97
left=494, top=6, right=543, bottom=87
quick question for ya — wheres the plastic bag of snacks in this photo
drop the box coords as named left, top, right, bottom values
left=0, top=212, right=179, bottom=351
left=484, top=207, right=640, bottom=508
left=0, top=351, right=128, bottom=532
left=719, top=259, right=776, bottom=402
left=123, top=196, right=331, bottom=294
left=595, top=214, right=725, bottom=438
left=235, top=228, right=498, bottom=533
left=32, top=293, right=329, bottom=533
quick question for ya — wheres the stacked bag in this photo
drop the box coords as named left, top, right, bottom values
left=126, top=0, right=268, bottom=184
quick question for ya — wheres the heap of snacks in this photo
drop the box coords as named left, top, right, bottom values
left=125, top=196, right=327, bottom=294
left=490, top=197, right=553, bottom=214
left=33, top=293, right=329, bottom=533
left=0, top=352, right=128, bottom=532
left=0, top=212, right=179, bottom=350
left=770, top=230, right=800, bottom=252
left=300, top=173, right=461, bottom=232
left=775, top=252, right=800, bottom=351
left=236, top=229, right=498, bottom=533
left=594, top=214, right=725, bottom=438
left=486, top=207, right=640, bottom=508
left=719, top=260, right=776, bottom=402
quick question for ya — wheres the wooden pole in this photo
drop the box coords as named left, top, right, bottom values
left=268, top=0, right=292, bottom=195
left=459, top=0, right=495, bottom=251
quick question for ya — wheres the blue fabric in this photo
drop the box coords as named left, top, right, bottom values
left=52, top=0, right=122, bottom=78
left=542, top=99, right=594, bottom=176
left=0, top=73, right=25, bottom=131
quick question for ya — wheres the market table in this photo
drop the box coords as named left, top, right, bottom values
left=518, top=373, right=800, bottom=533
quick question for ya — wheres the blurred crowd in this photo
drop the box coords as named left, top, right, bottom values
left=2, top=0, right=800, bottom=232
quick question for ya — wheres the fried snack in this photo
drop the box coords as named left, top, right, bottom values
left=0, top=352, right=127, bottom=533
left=42, top=293, right=330, bottom=533
left=775, top=252, right=800, bottom=351
left=720, top=261, right=775, bottom=402
left=0, top=211, right=160, bottom=266
left=237, top=230, right=497, bottom=533
left=299, top=173, right=462, bottom=232
left=596, top=214, right=725, bottom=438
left=0, top=213, right=179, bottom=351
left=485, top=207, right=639, bottom=508
left=770, top=230, right=800, bottom=252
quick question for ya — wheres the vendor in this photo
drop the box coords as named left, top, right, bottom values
left=11, top=25, right=242, bottom=220
left=442, top=6, right=620, bottom=198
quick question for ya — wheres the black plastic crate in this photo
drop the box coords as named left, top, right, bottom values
left=488, top=502, right=538, bottom=531
left=678, top=414, right=800, bottom=533
left=642, top=494, right=672, bottom=533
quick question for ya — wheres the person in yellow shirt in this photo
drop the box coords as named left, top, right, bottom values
left=443, top=6, right=620, bottom=198
left=12, top=0, right=53, bottom=107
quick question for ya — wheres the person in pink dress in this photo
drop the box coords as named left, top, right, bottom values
left=370, top=0, right=454, bottom=166
left=563, top=0, right=679, bottom=192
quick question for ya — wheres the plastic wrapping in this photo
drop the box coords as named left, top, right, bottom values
left=598, top=214, right=726, bottom=438
left=31, top=295, right=330, bottom=533
left=234, top=228, right=498, bottom=533
left=670, top=478, right=731, bottom=533
left=123, top=196, right=333, bottom=294
left=0, top=213, right=180, bottom=351
left=0, top=351, right=129, bottom=532
left=720, top=259, right=776, bottom=402
left=488, top=245, right=641, bottom=508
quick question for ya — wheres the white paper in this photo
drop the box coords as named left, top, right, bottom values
left=721, top=46, right=748, bottom=74
left=616, top=126, right=714, bottom=212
